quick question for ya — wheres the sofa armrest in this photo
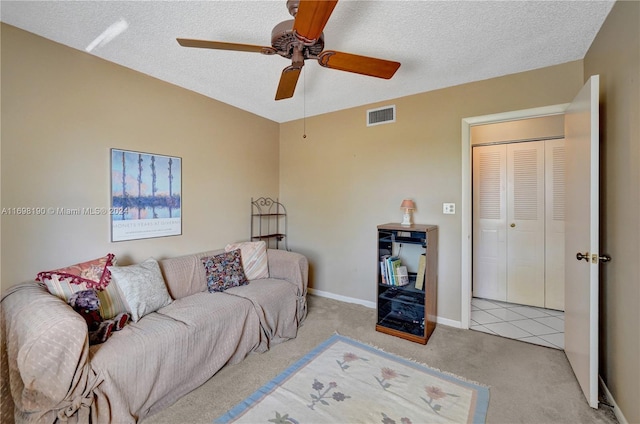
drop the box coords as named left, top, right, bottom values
left=1, top=282, right=102, bottom=423
left=266, top=249, right=309, bottom=322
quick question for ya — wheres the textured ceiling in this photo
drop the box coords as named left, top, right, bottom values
left=1, top=0, right=614, bottom=123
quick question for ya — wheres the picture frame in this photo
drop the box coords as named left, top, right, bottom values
left=110, top=148, right=182, bottom=242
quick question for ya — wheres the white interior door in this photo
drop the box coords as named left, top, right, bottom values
left=564, top=75, right=599, bottom=408
left=506, top=142, right=545, bottom=306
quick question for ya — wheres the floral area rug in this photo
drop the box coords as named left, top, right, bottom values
left=215, top=334, right=489, bottom=424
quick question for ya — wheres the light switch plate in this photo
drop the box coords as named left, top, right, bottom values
left=443, top=203, right=456, bottom=214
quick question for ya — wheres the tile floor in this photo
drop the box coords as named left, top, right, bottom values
left=471, top=297, right=565, bottom=349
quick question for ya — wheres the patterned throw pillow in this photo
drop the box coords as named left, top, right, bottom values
left=224, top=241, right=269, bottom=280
left=36, top=254, right=128, bottom=320
left=202, top=250, right=249, bottom=293
left=108, top=258, right=173, bottom=322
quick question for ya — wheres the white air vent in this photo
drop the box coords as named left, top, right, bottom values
left=367, top=105, right=396, bottom=127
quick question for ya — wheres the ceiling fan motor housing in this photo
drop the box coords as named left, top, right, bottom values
left=271, top=20, right=324, bottom=60
left=177, top=0, right=400, bottom=101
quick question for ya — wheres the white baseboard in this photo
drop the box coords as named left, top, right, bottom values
left=308, top=289, right=462, bottom=329
left=599, top=376, right=629, bottom=424
left=308, top=288, right=377, bottom=309
left=436, top=316, right=462, bottom=328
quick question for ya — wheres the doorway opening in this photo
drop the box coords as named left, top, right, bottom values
left=460, top=104, right=569, bottom=348
left=471, top=132, right=566, bottom=348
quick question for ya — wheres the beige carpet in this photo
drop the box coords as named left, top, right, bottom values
left=144, top=295, right=618, bottom=424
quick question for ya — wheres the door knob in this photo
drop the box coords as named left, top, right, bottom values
left=576, top=252, right=590, bottom=262
left=599, top=254, right=612, bottom=263
left=510, top=223, right=516, bottom=228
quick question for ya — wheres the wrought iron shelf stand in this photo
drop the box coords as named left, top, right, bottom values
left=251, top=197, right=289, bottom=251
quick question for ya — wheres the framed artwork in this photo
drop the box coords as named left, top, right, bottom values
left=110, top=148, right=182, bottom=242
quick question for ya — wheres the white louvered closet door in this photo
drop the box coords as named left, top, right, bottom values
left=545, top=139, right=566, bottom=310
left=472, top=145, right=507, bottom=301
left=506, top=142, right=545, bottom=307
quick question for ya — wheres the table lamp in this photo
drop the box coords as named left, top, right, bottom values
left=400, top=199, right=415, bottom=227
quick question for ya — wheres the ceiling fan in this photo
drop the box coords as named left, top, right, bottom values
left=177, top=0, right=401, bottom=101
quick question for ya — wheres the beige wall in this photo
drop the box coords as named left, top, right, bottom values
left=0, top=24, right=280, bottom=289
left=280, top=60, right=584, bottom=320
left=584, top=1, right=640, bottom=422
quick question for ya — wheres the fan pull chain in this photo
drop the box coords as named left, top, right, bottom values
left=303, top=67, right=307, bottom=139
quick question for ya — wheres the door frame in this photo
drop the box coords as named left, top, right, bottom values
left=460, top=103, right=569, bottom=329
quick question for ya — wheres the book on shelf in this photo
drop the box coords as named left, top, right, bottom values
left=380, top=255, right=390, bottom=285
left=387, top=256, right=402, bottom=286
left=379, top=260, right=388, bottom=285
left=385, top=256, right=394, bottom=285
left=380, top=255, right=403, bottom=286
left=396, top=265, right=409, bottom=286
left=414, top=253, right=426, bottom=290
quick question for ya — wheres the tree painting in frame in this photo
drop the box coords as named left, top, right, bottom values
left=110, top=149, right=182, bottom=242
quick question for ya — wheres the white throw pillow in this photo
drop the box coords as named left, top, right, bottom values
left=108, top=258, right=173, bottom=322
left=224, top=241, right=269, bottom=280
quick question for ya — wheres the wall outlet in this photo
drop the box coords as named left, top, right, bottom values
left=443, top=203, right=456, bottom=214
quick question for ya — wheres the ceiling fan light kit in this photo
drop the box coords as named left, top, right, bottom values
left=177, top=0, right=400, bottom=101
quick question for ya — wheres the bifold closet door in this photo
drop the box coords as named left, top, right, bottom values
left=472, top=142, right=545, bottom=307
left=545, top=139, right=566, bottom=310
left=473, top=140, right=564, bottom=309
left=505, top=141, right=545, bottom=307
left=472, top=144, right=507, bottom=301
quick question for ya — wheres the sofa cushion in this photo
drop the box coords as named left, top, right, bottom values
left=108, top=258, right=173, bottom=322
left=225, top=278, right=299, bottom=347
left=88, top=292, right=263, bottom=421
left=36, top=254, right=128, bottom=319
left=202, top=250, right=248, bottom=292
left=224, top=241, right=269, bottom=280
left=158, top=249, right=223, bottom=300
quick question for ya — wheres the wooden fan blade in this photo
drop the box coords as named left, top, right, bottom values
left=275, top=66, right=302, bottom=100
left=318, top=51, right=400, bottom=79
left=177, top=38, right=275, bottom=54
left=293, top=0, right=338, bottom=43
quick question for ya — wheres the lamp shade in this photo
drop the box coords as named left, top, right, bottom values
left=400, top=199, right=415, bottom=210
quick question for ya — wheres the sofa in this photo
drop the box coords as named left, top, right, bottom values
left=0, top=246, right=308, bottom=423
